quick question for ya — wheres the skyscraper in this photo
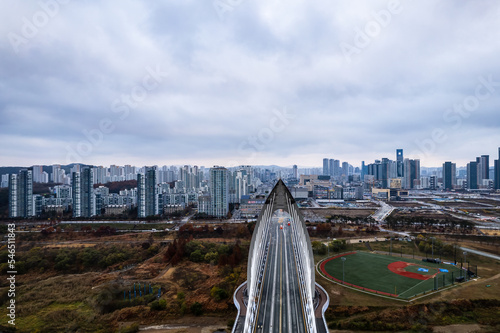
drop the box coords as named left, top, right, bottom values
left=72, top=168, right=95, bottom=218
left=145, top=167, right=158, bottom=217
left=137, top=173, right=146, bottom=218
left=494, top=148, right=500, bottom=190
left=72, top=172, right=81, bottom=217
left=293, top=165, right=298, bottom=179
left=18, top=169, right=33, bottom=218
left=81, top=167, right=95, bottom=217
left=322, top=159, right=329, bottom=176
left=8, top=174, right=17, bottom=218
left=467, top=161, right=479, bottom=190
left=442, top=162, right=456, bottom=190
left=404, top=158, right=420, bottom=189
left=51, top=164, right=61, bottom=183
left=396, top=149, right=404, bottom=177
left=480, top=155, right=489, bottom=180
left=9, top=170, right=33, bottom=218
left=210, top=166, right=229, bottom=217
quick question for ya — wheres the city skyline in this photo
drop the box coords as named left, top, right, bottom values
left=1, top=1, right=500, bottom=167
left=1, top=145, right=499, bottom=170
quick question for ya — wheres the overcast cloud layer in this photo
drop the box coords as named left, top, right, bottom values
left=1, top=0, right=499, bottom=168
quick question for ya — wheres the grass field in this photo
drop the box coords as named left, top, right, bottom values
left=319, top=251, right=466, bottom=299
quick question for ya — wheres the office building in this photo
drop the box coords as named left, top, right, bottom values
left=479, top=155, right=489, bottom=181
left=494, top=148, right=500, bottom=190
left=404, top=158, right=420, bottom=189
left=442, top=162, right=456, bottom=190
left=322, top=158, right=329, bottom=176
left=396, top=149, right=404, bottom=177
left=467, top=161, right=479, bottom=190
left=210, top=166, right=229, bottom=217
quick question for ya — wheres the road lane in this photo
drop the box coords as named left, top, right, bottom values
left=254, top=214, right=307, bottom=332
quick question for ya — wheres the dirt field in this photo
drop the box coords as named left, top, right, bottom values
left=303, top=208, right=376, bottom=219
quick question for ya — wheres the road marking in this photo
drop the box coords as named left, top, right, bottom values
left=269, top=224, right=280, bottom=331
left=284, top=227, right=292, bottom=331
left=290, top=218, right=308, bottom=333
left=253, top=233, right=272, bottom=333
left=279, top=225, right=283, bottom=333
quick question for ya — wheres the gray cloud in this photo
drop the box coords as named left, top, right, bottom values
left=1, top=0, right=499, bottom=168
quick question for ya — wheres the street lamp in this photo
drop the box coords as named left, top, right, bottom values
left=341, top=257, right=346, bottom=284
left=463, top=251, right=467, bottom=280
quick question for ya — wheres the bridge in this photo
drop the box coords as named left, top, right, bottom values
left=233, top=180, right=329, bottom=333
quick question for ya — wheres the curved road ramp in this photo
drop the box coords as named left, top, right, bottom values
left=232, top=180, right=329, bottom=333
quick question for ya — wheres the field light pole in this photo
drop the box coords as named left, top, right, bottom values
left=341, top=257, right=346, bottom=284
left=463, top=251, right=467, bottom=280
left=431, top=237, right=435, bottom=259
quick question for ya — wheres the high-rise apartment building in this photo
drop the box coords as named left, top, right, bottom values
left=145, top=167, right=158, bottom=217
left=210, top=166, right=229, bottom=217
left=293, top=165, right=298, bottom=180
left=81, top=168, right=95, bottom=217
left=137, top=173, right=146, bottom=217
left=72, top=168, right=95, bottom=217
left=442, top=162, right=456, bottom=190
left=72, top=172, right=81, bottom=217
left=8, top=174, right=17, bottom=218
left=9, top=170, right=33, bottom=218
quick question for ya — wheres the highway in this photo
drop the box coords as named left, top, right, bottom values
left=253, top=215, right=307, bottom=332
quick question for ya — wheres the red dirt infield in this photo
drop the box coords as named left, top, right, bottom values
left=387, top=261, right=437, bottom=280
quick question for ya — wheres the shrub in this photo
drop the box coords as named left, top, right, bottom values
left=190, top=302, right=203, bottom=316
left=150, top=299, right=167, bottom=311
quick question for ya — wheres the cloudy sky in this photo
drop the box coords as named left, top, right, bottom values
left=1, top=0, right=499, bottom=168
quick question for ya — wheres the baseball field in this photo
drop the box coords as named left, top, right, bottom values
left=319, top=251, right=466, bottom=299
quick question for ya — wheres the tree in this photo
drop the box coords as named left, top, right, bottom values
left=190, top=302, right=203, bottom=316
left=190, top=250, right=204, bottom=263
